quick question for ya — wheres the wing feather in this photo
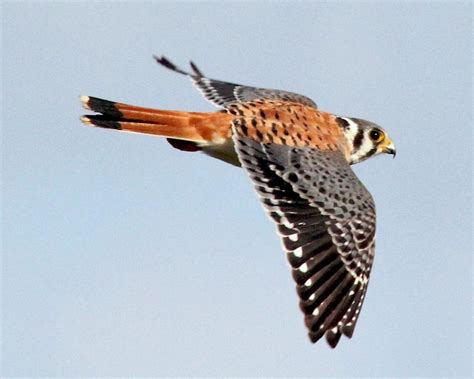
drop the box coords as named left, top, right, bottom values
left=155, top=56, right=317, bottom=108
left=233, top=134, right=376, bottom=347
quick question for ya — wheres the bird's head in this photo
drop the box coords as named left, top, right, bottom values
left=337, top=117, right=396, bottom=165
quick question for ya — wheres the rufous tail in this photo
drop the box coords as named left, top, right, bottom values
left=80, top=96, right=232, bottom=151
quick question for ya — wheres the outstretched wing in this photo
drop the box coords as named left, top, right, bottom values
left=155, top=56, right=317, bottom=109
left=233, top=134, right=376, bottom=347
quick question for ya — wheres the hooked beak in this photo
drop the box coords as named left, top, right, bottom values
left=382, top=140, right=397, bottom=158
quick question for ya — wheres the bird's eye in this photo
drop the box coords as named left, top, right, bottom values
left=369, top=129, right=384, bottom=143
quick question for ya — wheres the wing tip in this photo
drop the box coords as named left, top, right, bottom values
left=153, top=55, right=173, bottom=69
left=325, top=328, right=343, bottom=348
left=189, top=60, right=204, bottom=77
left=308, top=328, right=345, bottom=348
left=154, top=55, right=190, bottom=76
left=341, top=323, right=355, bottom=338
left=154, top=55, right=204, bottom=79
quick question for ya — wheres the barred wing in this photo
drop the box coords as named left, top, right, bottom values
left=155, top=56, right=317, bottom=108
left=233, top=136, right=376, bottom=347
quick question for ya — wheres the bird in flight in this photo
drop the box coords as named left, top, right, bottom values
left=80, top=56, right=396, bottom=348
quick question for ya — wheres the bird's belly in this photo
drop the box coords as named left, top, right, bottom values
left=201, top=139, right=241, bottom=167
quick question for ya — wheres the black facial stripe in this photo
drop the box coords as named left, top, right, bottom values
left=335, top=117, right=350, bottom=130
left=365, top=147, right=378, bottom=158
left=352, top=129, right=364, bottom=151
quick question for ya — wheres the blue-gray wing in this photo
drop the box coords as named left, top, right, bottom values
left=232, top=135, right=376, bottom=347
left=155, top=56, right=317, bottom=108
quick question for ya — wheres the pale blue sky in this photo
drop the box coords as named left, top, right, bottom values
left=2, top=2, right=472, bottom=377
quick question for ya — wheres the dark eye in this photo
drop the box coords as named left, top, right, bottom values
left=369, top=129, right=384, bottom=142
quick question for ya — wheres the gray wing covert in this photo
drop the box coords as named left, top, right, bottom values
left=155, top=56, right=317, bottom=108
left=232, top=135, right=376, bottom=347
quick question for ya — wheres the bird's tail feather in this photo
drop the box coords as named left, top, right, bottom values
left=80, top=96, right=231, bottom=150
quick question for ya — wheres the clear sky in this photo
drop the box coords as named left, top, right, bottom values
left=2, top=2, right=472, bottom=377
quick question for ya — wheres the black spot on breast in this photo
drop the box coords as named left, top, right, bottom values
left=271, top=123, right=278, bottom=135
left=240, top=123, right=248, bottom=136
left=288, top=173, right=298, bottom=183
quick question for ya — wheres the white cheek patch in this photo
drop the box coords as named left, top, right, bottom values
left=340, top=117, right=366, bottom=163
left=352, top=136, right=374, bottom=163
left=340, top=117, right=359, bottom=140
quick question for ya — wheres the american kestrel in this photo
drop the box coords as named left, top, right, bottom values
left=80, top=56, right=396, bottom=348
